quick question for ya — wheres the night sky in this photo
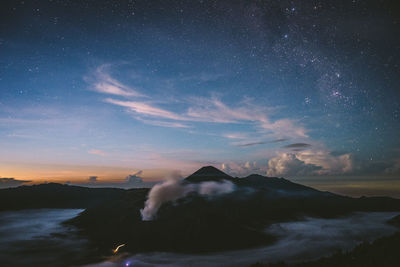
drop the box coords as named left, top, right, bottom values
left=1, top=0, right=399, bottom=193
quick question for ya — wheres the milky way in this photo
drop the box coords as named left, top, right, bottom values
left=0, top=0, right=399, bottom=186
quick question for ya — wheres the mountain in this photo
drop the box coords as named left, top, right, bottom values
left=0, top=183, right=127, bottom=211
left=2, top=166, right=400, bottom=262
left=184, top=165, right=233, bottom=183
left=64, top=166, right=400, bottom=259
left=186, top=167, right=331, bottom=197
left=234, top=174, right=334, bottom=197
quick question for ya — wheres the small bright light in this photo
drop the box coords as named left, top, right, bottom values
left=112, top=243, right=126, bottom=254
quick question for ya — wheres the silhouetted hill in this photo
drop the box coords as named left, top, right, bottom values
left=2, top=167, right=399, bottom=262
left=185, top=167, right=332, bottom=197
left=185, top=165, right=233, bottom=183
left=65, top=166, right=400, bottom=259
left=0, top=183, right=126, bottom=211
left=235, top=174, right=333, bottom=197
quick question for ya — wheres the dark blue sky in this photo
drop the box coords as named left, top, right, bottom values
left=0, top=0, right=399, bottom=183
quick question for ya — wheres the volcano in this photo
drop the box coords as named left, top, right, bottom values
left=3, top=166, right=400, bottom=258
left=184, top=165, right=233, bottom=183
left=185, top=166, right=328, bottom=196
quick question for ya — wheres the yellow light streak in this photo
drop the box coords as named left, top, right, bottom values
left=113, top=243, right=126, bottom=254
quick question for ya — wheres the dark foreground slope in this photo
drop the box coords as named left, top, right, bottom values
left=66, top=166, right=400, bottom=257
left=68, top=188, right=274, bottom=254
left=388, top=214, right=400, bottom=227
left=0, top=183, right=125, bottom=211
left=253, top=231, right=400, bottom=267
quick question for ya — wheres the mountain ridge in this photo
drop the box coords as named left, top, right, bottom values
left=64, top=166, right=400, bottom=257
left=2, top=166, right=400, bottom=260
left=185, top=166, right=333, bottom=197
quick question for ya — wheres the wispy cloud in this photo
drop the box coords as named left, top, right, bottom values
left=88, top=65, right=309, bottom=140
left=179, top=72, right=224, bottom=82
left=88, top=65, right=146, bottom=97
left=233, top=138, right=289, bottom=147
left=223, top=133, right=249, bottom=139
left=260, top=119, right=308, bottom=138
left=273, top=138, right=289, bottom=143
left=137, top=118, right=190, bottom=128
left=283, top=143, right=312, bottom=148
left=187, top=97, right=260, bottom=123
left=88, top=149, right=106, bottom=156
left=105, top=98, right=188, bottom=121
left=186, top=97, right=308, bottom=138
left=236, top=141, right=268, bottom=147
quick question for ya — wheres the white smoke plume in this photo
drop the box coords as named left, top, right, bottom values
left=140, top=179, right=235, bottom=221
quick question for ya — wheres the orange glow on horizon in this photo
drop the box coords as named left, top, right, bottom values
left=0, top=162, right=186, bottom=184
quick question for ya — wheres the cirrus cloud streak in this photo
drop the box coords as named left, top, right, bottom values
left=89, top=65, right=309, bottom=141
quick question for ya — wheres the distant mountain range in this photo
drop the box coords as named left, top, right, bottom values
left=0, top=166, right=332, bottom=211
left=0, top=183, right=125, bottom=211
left=1, top=166, right=399, bottom=258
left=187, top=166, right=332, bottom=196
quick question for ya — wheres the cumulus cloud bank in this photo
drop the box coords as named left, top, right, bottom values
left=222, top=161, right=266, bottom=177
left=267, top=150, right=353, bottom=176
left=73, top=171, right=156, bottom=189
left=140, top=178, right=235, bottom=221
left=124, top=170, right=157, bottom=188
left=88, top=176, right=98, bottom=183
left=221, top=148, right=354, bottom=177
left=267, top=153, right=321, bottom=176
left=297, top=150, right=353, bottom=174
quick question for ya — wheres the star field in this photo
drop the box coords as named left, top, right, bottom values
left=0, top=0, right=399, bottom=185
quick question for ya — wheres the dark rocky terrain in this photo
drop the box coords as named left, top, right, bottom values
left=252, top=231, right=400, bottom=267
left=0, top=183, right=125, bottom=211
left=65, top=166, right=400, bottom=256
left=2, top=166, right=399, bottom=262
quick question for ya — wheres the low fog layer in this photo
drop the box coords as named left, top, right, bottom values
left=0, top=209, right=92, bottom=266
left=90, top=212, right=399, bottom=267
